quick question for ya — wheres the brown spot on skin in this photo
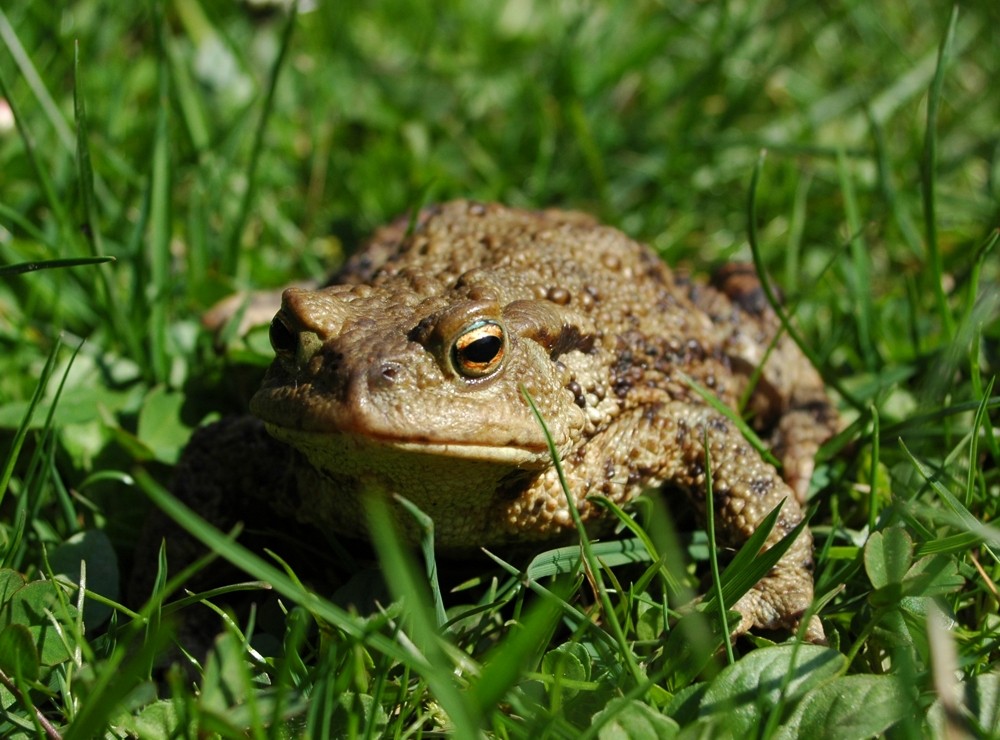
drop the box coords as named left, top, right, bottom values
left=707, top=417, right=729, bottom=433
left=642, top=403, right=663, bottom=422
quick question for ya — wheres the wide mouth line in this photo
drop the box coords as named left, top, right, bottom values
left=262, top=422, right=549, bottom=463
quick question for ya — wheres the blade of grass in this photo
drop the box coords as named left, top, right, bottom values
left=521, top=386, right=646, bottom=687
left=365, top=493, right=483, bottom=737
left=964, top=376, right=994, bottom=509
left=747, top=149, right=863, bottom=410
left=963, top=232, right=1000, bottom=452
left=0, top=336, right=61, bottom=511
left=0, top=203, right=54, bottom=248
left=702, top=430, right=734, bottom=664
left=921, top=5, right=959, bottom=339
left=868, top=403, right=881, bottom=533
left=165, top=36, right=210, bottom=155
left=0, top=66, right=76, bottom=255
left=134, top=468, right=427, bottom=668
left=147, top=3, right=173, bottom=383
left=467, top=578, right=567, bottom=719
left=393, top=493, right=447, bottom=627
left=836, top=146, right=877, bottom=370
left=700, top=501, right=807, bottom=614
left=681, top=371, right=779, bottom=467
left=73, top=45, right=144, bottom=367
left=483, top=548, right=620, bottom=655
left=900, top=440, right=999, bottom=561
left=588, top=496, right=683, bottom=593
left=224, top=1, right=298, bottom=275
left=16, top=338, right=86, bottom=547
left=61, top=617, right=175, bottom=740
left=0, top=257, right=115, bottom=276
left=868, top=113, right=922, bottom=257
left=0, top=7, right=74, bottom=151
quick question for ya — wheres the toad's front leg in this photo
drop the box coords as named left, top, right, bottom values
left=655, top=403, right=824, bottom=642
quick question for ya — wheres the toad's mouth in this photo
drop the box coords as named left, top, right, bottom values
left=262, top=423, right=553, bottom=468
left=251, top=374, right=559, bottom=468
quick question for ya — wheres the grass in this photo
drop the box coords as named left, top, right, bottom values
left=1, top=0, right=998, bottom=736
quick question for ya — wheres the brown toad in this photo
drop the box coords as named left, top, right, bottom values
left=170, top=201, right=837, bottom=639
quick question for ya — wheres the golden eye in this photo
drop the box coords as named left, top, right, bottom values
left=451, top=320, right=505, bottom=378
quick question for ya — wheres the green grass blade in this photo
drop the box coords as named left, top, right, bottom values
left=0, top=8, right=74, bottom=151
left=147, top=9, right=173, bottom=383
left=703, top=430, right=734, bottom=662
left=681, top=370, right=779, bottom=467
left=900, top=440, right=999, bottom=560
left=0, top=257, right=115, bottom=276
left=836, top=147, right=877, bottom=370
left=224, top=1, right=298, bottom=274
left=467, top=578, right=567, bottom=718
left=134, top=469, right=427, bottom=668
left=921, top=5, right=959, bottom=338
left=0, top=337, right=61, bottom=510
left=747, top=150, right=863, bottom=410
left=365, top=493, right=483, bottom=737
left=393, top=493, right=447, bottom=627
left=0, top=65, right=75, bottom=254
left=521, top=386, right=646, bottom=687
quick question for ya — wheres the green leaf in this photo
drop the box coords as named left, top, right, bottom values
left=469, top=579, right=567, bottom=715
left=1, top=580, right=64, bottom=627
left=326, top=693, right=390, bottom=738
left=0, top=569, right=26, bottom=605
left=525, top=538, right=651, bottom=580
left=0, top=623, right=40, bottom=682
left=0, top=580, right=78, bottom=667
left=864, top=528, right=913, bottom=589
left=775, top=674, right=908, bottom=739
left=114, top=699, right=184, bottom=740
left=928, top=671, right=1000, bottom=737
left=541, top=642, right=591, bottom=701
left=199, top=630, right=251, bottom=715
left=901, top=554, right=963, bottom=598
left=664, top=682, right=708, bottom=727
left=593, top=697, right=679, bottom=740
left=50, top=529, right=121, bottom=629
left=697, top=644, right=845, bottom=734
left=136, top=386, right=195, bottom=465
left=635, top=599, right=666, bottom=642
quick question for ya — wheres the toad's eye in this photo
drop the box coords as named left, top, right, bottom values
left=451, top=320, right=505, bottom=378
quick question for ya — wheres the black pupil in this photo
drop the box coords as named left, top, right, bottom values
left=461, top=335, right=502, bottom=364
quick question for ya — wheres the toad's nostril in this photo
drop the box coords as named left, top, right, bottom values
left=371, top=361, right=401, bottom=388
left=269, top=314, right=297, bottom=357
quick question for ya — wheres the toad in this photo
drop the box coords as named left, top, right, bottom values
left=166, top=201, right=837, bottom=640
